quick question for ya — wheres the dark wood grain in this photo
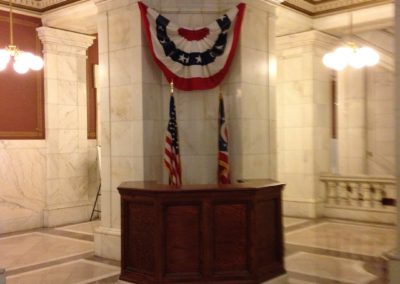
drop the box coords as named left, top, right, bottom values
left=119, top=180, right=285, bottom=284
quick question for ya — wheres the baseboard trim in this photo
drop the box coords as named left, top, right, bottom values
left=43, top=202, right=91, bottom=227
left=94, top=226, right=121, bottom=261
left=283, top=199, right=323, bottom=218
left=323, top=206, right=396, bottom=224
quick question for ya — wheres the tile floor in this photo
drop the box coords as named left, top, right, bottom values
left=0, top=218, right=394, bottom=283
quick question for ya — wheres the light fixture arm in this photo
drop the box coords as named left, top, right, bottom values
left=0, top=0, right=44, bottom=73
left=9, top=0, right=13, bottom=46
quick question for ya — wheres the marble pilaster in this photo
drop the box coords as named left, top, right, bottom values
left=276, top=31, right=338, bottom=218
left=37, top=27, right=95, bottom=227
left=337, top=68, right=367, bottom=175
left=387, top=0, right=400, bottom=281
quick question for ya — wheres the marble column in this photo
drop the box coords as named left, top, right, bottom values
left=37, top=27, right=95, bottom=227
left=94, top=0, right=279, bottom=261
left=337, top=68, right=367, bottom=174
left=387, top=0, right=400, bottom=281
left=276, top=31, right=338, bottom=218
left=224, top=0, right=278, bottom=182
left=94, top=0, right=163, bottom=260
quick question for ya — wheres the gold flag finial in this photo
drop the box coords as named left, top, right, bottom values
left=170, top=80, right=174, bottom=95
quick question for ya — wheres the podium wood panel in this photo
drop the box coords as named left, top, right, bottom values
left=118, top=180, right=285, bottom=284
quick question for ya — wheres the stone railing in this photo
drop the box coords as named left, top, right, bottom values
left=320, top=174, right=396, bottom=210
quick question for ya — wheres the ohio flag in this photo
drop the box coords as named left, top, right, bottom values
left=218, top=94, right=230, bottom=184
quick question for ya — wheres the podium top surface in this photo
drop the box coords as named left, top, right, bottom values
left=118, top=179, right=284, bottom=194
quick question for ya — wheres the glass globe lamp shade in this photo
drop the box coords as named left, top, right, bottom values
left=348, top=48, right=365, bottom=69
left=13, top=60, right=29, bottom=74
left=0, top=49, right=11, bottom=68
left=30, top=55, right=44, bottom=71
left=322, top=52, right=346, bottom=71
left=359, top=47, right=380, bottom=67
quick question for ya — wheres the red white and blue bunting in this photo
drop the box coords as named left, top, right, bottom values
left=138, top=2, right=246, bottom=91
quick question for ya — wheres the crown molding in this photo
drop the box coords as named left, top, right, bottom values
left=283, top=0, right=393, bottom=16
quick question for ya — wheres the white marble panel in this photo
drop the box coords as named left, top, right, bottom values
left=110, top=84, right=143, bottom=122
left=46, top=104, right=59, bottom=130
left=241, top=47, right=268, bottom=85
left=175, top=90, right=207, bottom=120
left=43, top=53, right=59, bottom=80
left=58, top=153, right=89, bottom=178
left=230, top=119, right=268, bottom=155
left=57, top=55, right=78, bottom=81
left=45, top=79, right=58, bottom=105
left=108, top=6, right=141, bottom=52
left=46, top=130, right=59, bottom=154
left=58, top=105, right=79, bottom=129
left=78, top=130, right=89, bottom=153
left=58, top=130, right=79, bottom=153
left=181, top=155, right=218, bottom=184
left=110, top=47, right=141, bottom=86
left=77, top=82, right=87, bottom=106
left=241, top=7, right=268, bottom=52
left=111, top=191, right=121, bottom=229
left=47, top=176, right=87, bottom=206
left=78, top=106, right=88, bottom=131
left=110, top=121, right=145, bottom=157
left=179, top=120, right=218, bottom=156
left=227, top=84, right=267, bottom=119
left=111, top=157, right=144, bottom=190
left=241, top=154, right=270, bottom=179
left=58, top=80, right=78, bottom=106
left=141, top=85, right=162, bottom=121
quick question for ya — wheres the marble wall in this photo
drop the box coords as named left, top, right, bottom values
left=337, top=66, right=395, bottom=176
left=337, top=68, right=367, bottom=174
left=276, top=31, right=337, bottom=218
left=94, top=0, right=277, bottom=260
left=366, top=67, right=395, bottom=175
left=0, top=141, right=46, bottom=233
left=0, top=27, right=98, bottom=235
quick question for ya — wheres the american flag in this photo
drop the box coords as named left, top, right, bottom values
left=164, top=85, right=182, bottom=186
left=218, top=93, right=231, bottom=184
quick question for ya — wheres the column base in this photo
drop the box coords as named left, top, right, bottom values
left=43, top=202, right=91, bottom=227
left=0, top=267, right=5, bottom=284
left=262, top=274, right=288, bottom=283
left=386, top=250, right=400, bottom=284
left=94, top=226, right=121, bottom=261
left=283, top=199, right=323, bottom=218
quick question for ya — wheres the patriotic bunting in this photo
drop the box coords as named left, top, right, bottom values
left=138, top=2, right=245, bottom=91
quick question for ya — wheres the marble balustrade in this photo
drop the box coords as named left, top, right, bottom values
left=321, top=173, right=396, bottom=224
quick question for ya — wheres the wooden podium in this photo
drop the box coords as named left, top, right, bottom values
left=118, top=180, right=285, bottom=284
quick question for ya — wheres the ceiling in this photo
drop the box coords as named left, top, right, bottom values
left=283, top=0, right=392, bottom=16
left=0, top=0, right=394, bottom=16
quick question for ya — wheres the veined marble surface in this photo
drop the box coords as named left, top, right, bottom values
left=57, top=220, right=100, bottom=236
left=286, top=252, right=377, bottom=284
left=0, top=218, right=391, bottom=283
left=0, top=232, right=93, bottom=272
left=286, top=221, right=396, bottom=257
left=0, top=147, right=46, bottom=234
left=6, top=260, right=119, bottom=284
